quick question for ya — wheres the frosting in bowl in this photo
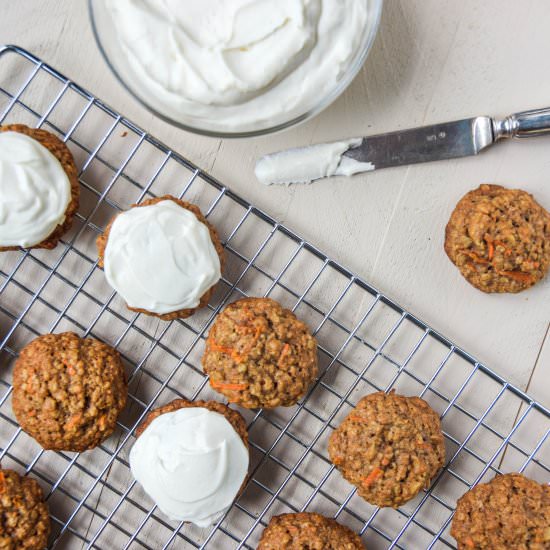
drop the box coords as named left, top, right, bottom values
left=103, top=0, right=369, bottom=133
left=103, top=200, right=221, bottom=314
left=0, top=131, right=72, bottom=247
left=129, top=407, right=249, bottom=526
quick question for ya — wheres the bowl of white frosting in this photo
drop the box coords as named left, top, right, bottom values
left=89, top=0, right=383, bottom=137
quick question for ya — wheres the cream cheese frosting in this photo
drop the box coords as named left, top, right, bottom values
left=103, top=200, right=221, bottom=314
left=129, top=407, right=249, bottom=526
left=0, top=131, right=72, bottom=247
left=103, top=0, right=369, bottom=132
left=255, top=138, right=375, bottom=185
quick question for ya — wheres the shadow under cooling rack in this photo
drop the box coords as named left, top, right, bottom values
left=0, top=45, right=548, bottom=550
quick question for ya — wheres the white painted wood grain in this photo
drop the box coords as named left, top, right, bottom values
left=0, top=2, right=549, bottom=548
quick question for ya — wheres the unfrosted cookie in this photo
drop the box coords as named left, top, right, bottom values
left=328, top=391, right=445, bottom=508
left=257, top=512, right=365, bottom=550
left=0, top=469, right=50, bottom=549
left=12, top=332, right=127, bottom=452
left=445, top=184, right=550, bottom=293
left=97, top=195, right=224, bottom=320
left=202, top=297, right=318, bottom=408
left=0, top=124, right=79, bottom=251
left=451, top=473, right=550, bottom=550
left=131, top=399, right=249, bottom=526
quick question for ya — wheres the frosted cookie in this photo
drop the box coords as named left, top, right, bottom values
left=97, top=195, right=224, bottom=320
left=0, top=124, right=79, bottom=250
left=130, top=399, right=249, bottom=526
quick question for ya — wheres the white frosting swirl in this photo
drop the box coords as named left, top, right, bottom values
left=129, top=407, right=249, bottom=526
left=103, top=0, right=369, bottom=132
left=103, top=199, right=221, bottom=314
left=0, top=131, right=72, bottom=247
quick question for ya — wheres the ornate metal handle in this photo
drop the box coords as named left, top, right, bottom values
left=493, top=107, right=550, bottom=139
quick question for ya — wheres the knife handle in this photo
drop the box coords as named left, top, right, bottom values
left=494, top=107, right=550, bottom=139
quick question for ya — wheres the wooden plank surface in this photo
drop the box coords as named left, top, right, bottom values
left=0, top=1, right=548, bottom=548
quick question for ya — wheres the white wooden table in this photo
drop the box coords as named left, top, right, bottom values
left=0, top=1, right=549, bottom=548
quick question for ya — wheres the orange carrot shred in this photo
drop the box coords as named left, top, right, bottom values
left=278, top=343, right=291, bottom=367
left=210, top=381, right=248, bottom=391
left=65, top=413, right=82, bottom=430
left=498, top=270, right=533, bottom=283
left=487, top=241, right=494, bottom=261
left=348, top=415, right=368, bottom=423
left=209, top=343, right=245, bottom=363
left=465, top=537, right=475, bottom=548
left=463, top=251, right=490, bottom=265
left=362, top=467, right=383, bottom=487
left=98, top=414, right=107, bottom=430
left=209, top=343, right=234, bottom=355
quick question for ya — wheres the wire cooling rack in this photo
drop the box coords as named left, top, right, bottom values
left=0, top=45, right=548, bottom=550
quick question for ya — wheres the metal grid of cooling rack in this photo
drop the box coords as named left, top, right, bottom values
left=0, top=45, right=548, bottom=550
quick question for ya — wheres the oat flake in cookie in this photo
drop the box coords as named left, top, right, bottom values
left=0, top=124, right=79, bottom=251
left=328, top=391, right=446, bottom=508
left=257, top=512, right=365, bottom=550
left=451, top=473, right=550, bottom=549
left=130, top=399, right=249, bottom=526
left=445, top=184, right=550, bottom=293
left=0, top=469, right=50, bottom=549
left=12, top=332, right=127, bottom=452
left=97, top=195, right=224, bottom=320
left=202, top=297, right=318, bottom=408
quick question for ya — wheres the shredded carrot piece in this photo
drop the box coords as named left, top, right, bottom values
left=362, top=467, right=383, bottom=487
left=487, top=241, right=494, bottom=261
left=498, top=270, right=533, bottom=283
left=463, top=251, right=490, bottom=265
left=210, top=381, right=248, bottom=391
left=209, top=343, right=244, bottom=362
left=65, top=414, right=82, bottom=430
left=209, top=343, right=235, bottom=355
left=278, top=343, right=291, bottom=367
left=0, top=471, right=5, bottom=493
left=98, top=414, right=108, bottom=430
left=332, top=456, right=343, bottom=465
left=67, top=365, right=75, bottom=376
left=464, top=537, right=475, bottom=548
left=348, top=415, right=368, bottom=423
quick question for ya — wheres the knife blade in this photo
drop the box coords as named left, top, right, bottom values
left=255, top=106, right=550, bottom=185
left=343, top=116, right=493, bottom=169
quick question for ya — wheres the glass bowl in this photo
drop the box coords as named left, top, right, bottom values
left=89, top=0, right=383, bottom=138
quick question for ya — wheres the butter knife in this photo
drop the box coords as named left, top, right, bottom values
left=255, top=106, right=550, bottom=185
